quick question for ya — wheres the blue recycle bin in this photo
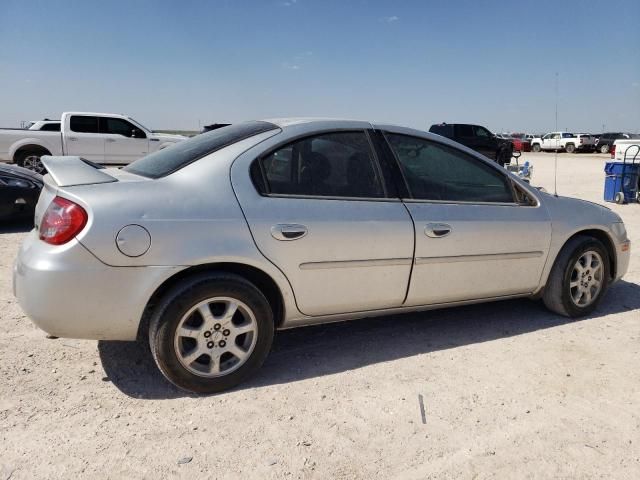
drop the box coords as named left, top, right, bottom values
left=604, top=160, right=639, bottom=204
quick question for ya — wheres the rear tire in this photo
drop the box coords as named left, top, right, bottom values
left=565, top=143, right=576, bottom=153
left=149, top=273, right=274, bottom=394
left=600, top=144, right=609, bottom=154
left=614, top=192, right=625, bottom=204
left=543, top=236, right=610, bottom=317
left=15, top=149, right=48, bottom=174
left=532, top=143, right=541, bottom=153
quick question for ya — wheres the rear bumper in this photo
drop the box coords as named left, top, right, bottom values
left=13, top=231, right=182, bottom=340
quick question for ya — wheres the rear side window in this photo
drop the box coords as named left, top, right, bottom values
left=457, top=125, right=474, bottom=137
left=40, top=123, right=60, bottom=132
left=253, top=131, right=385, bottom=198
left=429, top=124, right=454, bottom=138
left=70, top=116, right=100, bottom=133
left=386, top=133, right=514, bottom=203
left=124, top=121, right=278, bottom=178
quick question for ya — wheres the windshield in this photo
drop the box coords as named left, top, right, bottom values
left=128, top=117, right=151, bottom=133
left=123, top=121, right=279, bottom=178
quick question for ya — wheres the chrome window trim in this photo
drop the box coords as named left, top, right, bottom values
left=260, top=193, right=402, bottom=203
left=401, top=198, right=533, bottom=207
left=414, top=251, right=544, bottom=265
left=299, top=258, right=413, bottom=270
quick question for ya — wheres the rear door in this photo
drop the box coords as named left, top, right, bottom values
left=232, top=127, right=414, bottom=316
left=383, top=129, right=551, bottom=305
left=65, top=115, right=104, bottom=162
left=101, top=117, right=149, bottom=164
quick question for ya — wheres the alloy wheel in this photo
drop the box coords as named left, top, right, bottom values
left=22, top=155, right=45, bottom=174
left=173, top=297, right=258, bottom=377
left=569, top=250, right=603, bottom=307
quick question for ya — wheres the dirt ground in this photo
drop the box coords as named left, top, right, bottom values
left=1, top=152, right=639, bottom=479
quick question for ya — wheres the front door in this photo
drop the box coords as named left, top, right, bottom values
left=66, top=115, right=104, bottom=162
left=102, top=117, right=149, bottom=164
left=383, top=130, right=551, bottom=305
left=232, top=129, right=415, bottom=316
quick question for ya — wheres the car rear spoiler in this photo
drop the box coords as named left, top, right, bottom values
left=41, top=156, right=117, bottom=187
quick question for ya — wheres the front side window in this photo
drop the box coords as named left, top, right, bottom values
left=254, top=131, right=385, bottom=198
left=385, top=133, right=514, bottom=203
left=473, top=126, right=492, bottom=138
left=103, top=117, right=146, bottom=138
left=69, top=116, right=99, bottom=133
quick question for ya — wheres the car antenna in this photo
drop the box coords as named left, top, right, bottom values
left=553, top=72, right=559, bottom=197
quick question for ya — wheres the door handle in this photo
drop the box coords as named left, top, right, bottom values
left=68, top=137, right=78, bottom=141
left=271, top=224, right=308, bottom=241
left=425, top=223, right=452, bottom=238
left=105, top=138, right=116, bottom=143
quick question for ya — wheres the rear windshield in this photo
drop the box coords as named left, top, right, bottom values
left=124, top=121, right=279, bottom=178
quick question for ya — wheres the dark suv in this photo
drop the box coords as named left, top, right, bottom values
left=596, top=132, right=638, bottom=154
left=429, top=123, right=513, bottom=165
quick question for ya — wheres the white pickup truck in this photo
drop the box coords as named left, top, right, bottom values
left=611, top=138, right=640, bottom=162
left=0, top=112, right=186, bottom=173
left=530, top=132, right=595, bottom=153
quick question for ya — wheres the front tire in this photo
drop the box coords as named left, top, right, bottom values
left=600, top=144, right=609, bottom=154
left=543, top=236, right=610, bottom=317
left=532, top=143, right=541, bottom=153
left=149, top=273, right=274, bottom=394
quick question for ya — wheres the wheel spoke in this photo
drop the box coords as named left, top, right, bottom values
left=570, top=280, right=580, bottom=289
left=219, top=301, right=238, bottom=323
left=207, top=354, right=220, bottom=374
left=198, top=304, right=215, bottom=325
left=583, top=252, right=593, bottom=269
left=584, top=289, right=592, bottom=304
left=227, top=343, right=248, bottom=360
left=232, top=323, right=256, bottom=337
left=182, top=345, right=206, bottom=365
left=177, top=324, right=202, bottom=339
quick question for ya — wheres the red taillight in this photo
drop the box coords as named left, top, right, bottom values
left=39, top=196, right=88, bottom=245
left=611, top=144, right=616, bottom=159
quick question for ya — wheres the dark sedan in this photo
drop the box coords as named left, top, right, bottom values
left=0, top=163, right=43, bottom=221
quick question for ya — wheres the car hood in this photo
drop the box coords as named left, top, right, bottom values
left=540, top=192, right=622, bottom=225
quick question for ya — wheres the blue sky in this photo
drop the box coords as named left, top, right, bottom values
left=1, top=0, right=639, bottom=133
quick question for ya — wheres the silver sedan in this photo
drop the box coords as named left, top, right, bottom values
left=14, top=119, right=631, bottom=393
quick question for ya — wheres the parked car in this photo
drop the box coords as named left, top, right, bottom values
left=0, top=112, right=187, bottom=173
left=14, top=119, right=630, bottom=393
left=0, top=163, right=43, bottom=221
left=506, top=134, right=531, bottom=152
left=596, top=132, right=637, bottom=154
left=530, top=132, right=595, bottom=153
left=428, top=123, right=513, bottom=165
left=611, top=137, right=640, bottom=161
left=573, top=133, right=596, bottom=152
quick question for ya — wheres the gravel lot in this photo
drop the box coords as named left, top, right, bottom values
left=1, top=152, right=639, bottom=479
